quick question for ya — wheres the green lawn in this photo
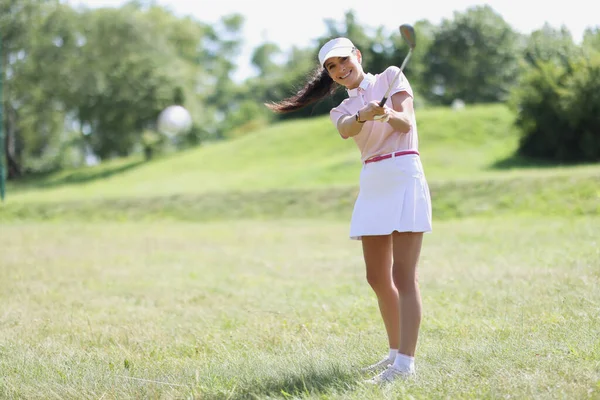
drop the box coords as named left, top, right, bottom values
left=1, top=217, right=599, bottom=399
left=2, top=169, right=599, bottom=223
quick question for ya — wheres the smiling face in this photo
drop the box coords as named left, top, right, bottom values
left=323, top=50, right=364, bottom=90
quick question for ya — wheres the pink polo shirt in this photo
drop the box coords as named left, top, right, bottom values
left=330, top=67, right=419, bottom=162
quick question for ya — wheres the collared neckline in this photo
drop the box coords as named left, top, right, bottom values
left=347, top=73, right=375, bottom=97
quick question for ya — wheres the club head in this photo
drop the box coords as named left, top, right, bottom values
left=400, top=24, right=416, bottom=49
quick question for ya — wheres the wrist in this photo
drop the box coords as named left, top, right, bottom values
left=355, top=111, right=366, bottom=123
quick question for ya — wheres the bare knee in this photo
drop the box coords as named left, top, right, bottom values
left=366, top=269, right=394, bottom=293
left=392, top=262, right=419, bottom=294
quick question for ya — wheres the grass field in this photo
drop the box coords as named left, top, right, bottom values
left=1, top=218, right=599, bottom=399
left=1, top=103, right=599, bottom=399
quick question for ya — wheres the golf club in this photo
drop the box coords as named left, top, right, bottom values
left=378, top=24, right=417, bottom=107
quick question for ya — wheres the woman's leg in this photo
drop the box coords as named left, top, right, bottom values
left=362, top=234, right=400, bottom=350
left=391, top=231, right=424, bottom=357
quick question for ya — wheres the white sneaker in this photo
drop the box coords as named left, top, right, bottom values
left=360, top=356, right=394, bottom=373
left=364, top=365, right=414, bottom=385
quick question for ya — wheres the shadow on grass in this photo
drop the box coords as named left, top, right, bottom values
left=489, top=153, right=595, bottom=170
left=15, top=159, right=146, bottom=190
left=204, top=364, right=359, bottom=400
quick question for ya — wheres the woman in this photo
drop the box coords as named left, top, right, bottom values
left=266, top=37, right=432, bottom=384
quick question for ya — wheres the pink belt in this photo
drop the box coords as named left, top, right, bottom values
left=364, top=150, right=419, bottom=165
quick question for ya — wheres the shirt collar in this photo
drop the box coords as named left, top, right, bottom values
left=347, top=73, right=375, bottom=97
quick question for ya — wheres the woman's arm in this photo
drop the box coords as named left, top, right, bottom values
left=336, top=112, right=365, bottom=138
left=385, top=91, right=414, bottom=134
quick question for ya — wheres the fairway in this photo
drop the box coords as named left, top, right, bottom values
left=1, top=217, right=599, bottom=399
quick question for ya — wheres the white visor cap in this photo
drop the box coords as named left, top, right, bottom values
left=318, top=37, right=355, bottom=66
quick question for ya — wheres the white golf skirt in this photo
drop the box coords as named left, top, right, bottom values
left=350, top=153, right=432, bottom=240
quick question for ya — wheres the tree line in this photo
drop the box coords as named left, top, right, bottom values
left=2, top=0, right=599, bottom=179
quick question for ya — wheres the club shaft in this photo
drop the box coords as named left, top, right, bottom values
left=378, top=50, right=413, bottom=107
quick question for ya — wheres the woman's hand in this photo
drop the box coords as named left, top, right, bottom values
left=373, top=109, right=390, bottom=123
left=358, top=101, right=387, bottom=122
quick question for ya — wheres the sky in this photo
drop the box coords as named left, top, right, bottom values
left=69, top=0, right=597, bottom=81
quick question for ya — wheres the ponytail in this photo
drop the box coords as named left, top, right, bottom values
left=265, top=67, right=338, bottom=113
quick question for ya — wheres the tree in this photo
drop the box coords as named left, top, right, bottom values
left=0, top=0, right=250, bottom=176
left=422, top=5, right=521, bottom=105
left=582, top=27, right=600, bottom=54
left=11, top=2, right=82, bottom=172
left=251, top=42, right=281, bottom=78
left=202, top=13, right=245, bottom=138
left=511, top=52, right=600, bottom=162
left=0, top=0, right=58, bottom=177
left=66, top=7, right=183, bottom=159
left=523, top=23, right=580, bottom=68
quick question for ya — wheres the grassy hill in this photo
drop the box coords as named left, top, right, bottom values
left=2, top=103, right=599, bottom=221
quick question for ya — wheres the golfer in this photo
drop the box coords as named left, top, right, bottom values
left=266, top=37, right=432, bottom=384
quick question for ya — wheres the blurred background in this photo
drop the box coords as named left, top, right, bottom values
left=0, top=0, right=599, bottom=206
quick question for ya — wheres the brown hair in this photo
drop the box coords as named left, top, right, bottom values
left=265, top=67, right=339, bottom=114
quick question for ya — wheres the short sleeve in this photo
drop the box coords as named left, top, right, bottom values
left=330, top=107, right=345, bottom=128
left=384, top=66, right=414, bottom=99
